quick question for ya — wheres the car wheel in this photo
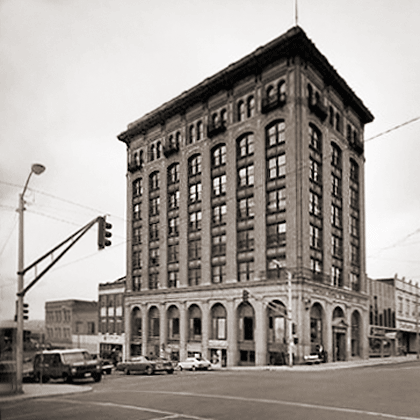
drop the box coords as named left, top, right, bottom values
left=179, top=366, right=183, bottom=371
left=93, top=372, right=102, bottom=383
left=145, top=366, right=153, bottom=375
left=63, top=373, right=73, bottom=384
left=192, top=366, right=196, bottom=371
left=124, top=368, right=130, bottom=375
left=106, top=368, right=112, bottom=375
left=167, top=369, right=174, bottom=374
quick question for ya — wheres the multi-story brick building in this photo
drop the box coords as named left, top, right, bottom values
left=98, top=277, right=125, bottom=361
left=45, top=299, right=98, bottom=353
left=367, top=278, right=397, bottom=357
left=118, top=26, right=374, bottom=365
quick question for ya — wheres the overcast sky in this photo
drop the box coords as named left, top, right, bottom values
left=1, top=0, right=420, bottom=321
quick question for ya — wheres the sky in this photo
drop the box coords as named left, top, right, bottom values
left=1, top=0, right=420, bottom=321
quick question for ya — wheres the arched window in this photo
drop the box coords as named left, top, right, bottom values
left=221, top=109, right=227, bottom=125
left=335, top=113, right=341, bottom=133
left=331, top=142, right=342, bottom=169
left=149, top=144, right=155, bottom=161
left=167, top=163, right=180, bottom=184
left=188, top=304, right=202, bottom=340
left=267, top=85, right=275, bottom=100
left=189, top=125, right=196, bottom=144
left=350, top=159, right=359, bottom=183
left=149, top=171, right=160, bottom=191
left=238, top=101, right=245, bottom=122
left=197, top=121, right=203, bottom=140
left=212, top=144, right=226, bottom=168
left=188, top=154, right=202, bottom=176
left=278, top=81, right=286, bottom=101
left=309, top=123, right=322, bottom=152
left=237, top=133, right=254, bottom=158
left=247, top=96, right=255, bottom=118
left=175, top=131, right=181, bottom=147
left=157, top=142, right=162, bottom=159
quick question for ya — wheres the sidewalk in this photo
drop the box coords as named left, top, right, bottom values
left=226, top=354, right=418, bottom=372
left=0, top=355, right=417, bottom=404
left=0, top=383, right=92, bottom=404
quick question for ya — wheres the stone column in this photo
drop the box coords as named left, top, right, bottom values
left=201, top=301, right=209, bottom=360
left=324, top=303, right=333, bottom=362
left=180, top=302, right=188, bottom=361
left=226, top=299, right=238, bottom=367
left=254, top=300, right=267, bottom=366
left=160, top=303, right=167, bottom=357
left=141, top=304, right=148, bottom=356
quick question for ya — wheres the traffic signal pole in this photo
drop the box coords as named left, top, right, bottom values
left=15, top=215, right=110, bottom=393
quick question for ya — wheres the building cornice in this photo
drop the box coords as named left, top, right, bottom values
left=118, top=26, right=373, bottom=145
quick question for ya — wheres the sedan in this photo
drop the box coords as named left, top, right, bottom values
left=178, top=357, right=212, bottom=371
left=116, top=356, right=174, bottom=375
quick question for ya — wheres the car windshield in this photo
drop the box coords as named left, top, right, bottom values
left=62, top=351, right=89, bottom=364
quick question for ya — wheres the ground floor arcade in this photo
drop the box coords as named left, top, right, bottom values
left=124, top=281, right=369, bottom=366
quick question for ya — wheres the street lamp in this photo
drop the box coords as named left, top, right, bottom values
left=16, top=163, right=45, bottom=393
left=272, top=260, right=293, bottom=367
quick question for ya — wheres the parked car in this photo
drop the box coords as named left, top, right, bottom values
left=116, top=356, right=174, bottom=375
left=33, top=349, right=102, bottom=383
left=178, top=357, right=211, bottom=371
left=92, top=354, right=114, bottom=375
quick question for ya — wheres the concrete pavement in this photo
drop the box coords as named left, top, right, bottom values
left=0, top=354, right=417, bottom=404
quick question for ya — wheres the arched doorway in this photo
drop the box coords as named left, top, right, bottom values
left=332, top=306, right=347, bottom=362
left=351, top=310, right=361, bottom=357
left=130, top=307, right=142, bottom=357
left=237, top=302, right=255, bottom=366
left=267, top=300, right=287, bottom=365
left=188, top=304, right=202, bottom=357
left=209, top=303, right=227, bottom=367
left=310, top=303, right=324, bottom=356
left=148, top=306, right=160, bottom=357
left=167, top=305, right=180, bottom=362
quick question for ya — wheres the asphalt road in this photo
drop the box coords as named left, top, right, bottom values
left=2, top=361, right=420, bottom=420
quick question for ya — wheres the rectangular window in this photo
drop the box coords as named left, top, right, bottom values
left=212, top=233, right=226, bottom=256
left=168, top=244, right=179, bottom=263
left=168, top=217, right=179, bottom=236
left=309, top=191, right=321, bottom=216
left=149, top=273, right=159, bottom=290
left=310, top=225, right=322, bottom=249
left=238, top=165, right=254, bottom=187
left=132, top=275, right=141, bottom=291
left=168, top=190, right=180, bottom=210
left=331, top=204, right=342, bottom=228
left=238, top=196, right=254, bottom=219
left=188, top=239, right=201, bottom=260
left=243, top=317, right=254, bottom=341
left=133, top=250, right=142, bottom=269
left=133, top=203, right=141, bottom=221
left=212, top=175, right=227, bottom=196
left=268, top=189, right=286, bottom=213
left=189, top=211, right=202, bottom=231
left=350, top=215, right=359, bottom=237
left=310, top=158, right=321, bottom=183
left=188, top=267, right=201, bottom=286
left=212, top=264, right=226, bottom=284
left=150, top=222, right=159, bottom=241
left=133, top=226, right=141, bottom=245
left=237, top=229, right=254, bottom=252
left=268, top=155, right=286, bottom=179
left=168, top=271, right=178, bottom=288
left=150, top=248, right=159, bottom=266
left=332, top=266, right=343, bottom=287
left=238, top=261, right=254, bottom=282
left=189, top=182, right=202, bottom=203
left=149, top=197, right=160, bottom=216
left=350, top=243, right=359, bottom=265
left=350, top=187, right=359, bottom=208
left=267, top=222, right=286, bottom=248
left=332, top=174, right=342, bottom=198
left=212, top=204, right=227, bottom=225
left=332, top=236, right=343, bottom=258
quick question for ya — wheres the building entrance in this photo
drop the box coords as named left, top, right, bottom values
left=333, top=330, right=346, bottom=361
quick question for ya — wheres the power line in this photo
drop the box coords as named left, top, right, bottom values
left=365, top=116, right=420, bottom=143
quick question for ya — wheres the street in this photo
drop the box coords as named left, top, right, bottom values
left=2, top=361, right=420, bottom=420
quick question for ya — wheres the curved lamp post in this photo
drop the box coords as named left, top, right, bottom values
left=16, top=163, right=45, bottom=393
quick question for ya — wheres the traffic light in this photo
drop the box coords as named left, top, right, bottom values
left=243, top=289, right=249, bottom=302
left=23, top=303, right=29, bottom=320
left=98, top=216, right=112, bottom=249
